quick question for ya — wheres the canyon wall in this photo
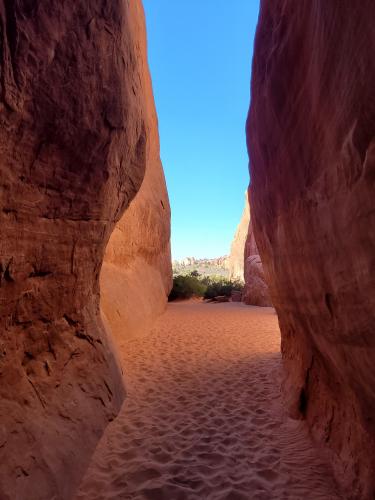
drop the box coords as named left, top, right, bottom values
left=101, top=42, right=172, bottom=341
left=248, top=1, right=375, bottom=497
left=227, top=193, right=249, bottom=282
left=236, top=193, right=272, bottom=306
left=0, top=1, right=169, bottom=499
left=242, top=208, right=272, bottom=307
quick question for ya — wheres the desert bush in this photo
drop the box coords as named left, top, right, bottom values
left=168, top=273, right=207, bottom=301
left=168, top=272, right=243, bottom=302
left=203, top=277, right=243, bottom=300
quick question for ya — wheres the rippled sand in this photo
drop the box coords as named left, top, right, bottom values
left=76, top=302, right=339, bottom=500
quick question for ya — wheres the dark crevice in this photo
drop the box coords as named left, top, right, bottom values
left=63, top=314, right=79, bottom=327
left=104, top=380, right=113, bottom=399
left=29, top=270, right=52, bottom=278
left=75, top=330, right=96, bottom=348
left=91, top=395, right=106, bottom=407
left=19, top=467, right=30, bottom=477
left=44, top=361, right=51, bottom=376
left=47, top=338, right=56, bottom=360
left=4, top=1, right=18, bottom=70
left=299, top=356, right=314, bottom=418
left=353, top=106, right=375, bottom=166
left=22, top=351, right=34, bottom=366
left=325, top=293, right=334, bottom=317
left=2, top=208, right=17, bottom=215
left=299, top=388, right=307, bottom=416
left=4, top=261, right=14, bottom=282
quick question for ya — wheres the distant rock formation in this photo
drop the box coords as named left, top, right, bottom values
left=242, top=200, right=272, bottom=307
left=0, top=1, right=170, bottom=499
left=249, top=1, right=375, bottom=497
left=175, top=256, right=229, bottom=268
left=227, top=193, right=250, bottom=282
left=173, top=256, right=229, bottom=277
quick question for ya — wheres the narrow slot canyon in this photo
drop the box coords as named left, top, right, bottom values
left=0, top=1, right=374, bottom=500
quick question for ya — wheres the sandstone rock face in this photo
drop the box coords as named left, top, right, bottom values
left=0, top=1, right=167, bottom=499
left=101, top=45, right=172, bottom=340
left=242, top=195, right=272, bottom=307
left=243, top=253, right=272, bottom=307
left=228, top=193, right=250, bottom=282
left=249, top=1, right=375, bottom=497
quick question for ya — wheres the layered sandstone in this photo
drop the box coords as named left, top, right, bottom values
left=0, top=1, right=169, bottom=499
left=249, top=1, right=375, bottom=497
left=242, top=195, right=272, bottom=306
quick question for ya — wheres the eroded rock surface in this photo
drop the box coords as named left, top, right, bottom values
left=0, top=1, right=166, bottom=499
left=101, top=40, right=172, bottom=340
left=249, top=1, right=375, bottom=497
left=242, top=195, right=272, bottom=307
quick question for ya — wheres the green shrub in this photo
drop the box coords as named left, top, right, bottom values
left=203, top=278, right=243, bottom=300
left=168, top=273, right=207, bottom=301
left=168, top=272, right=244, bottom=302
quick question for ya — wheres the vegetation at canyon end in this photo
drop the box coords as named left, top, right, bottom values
left=169, top=271, right=243, bottom=301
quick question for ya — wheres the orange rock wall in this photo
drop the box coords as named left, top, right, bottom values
left=0, top=1, right=169, bottom=499
left=101, top=4, right=172, bottom=341
left=248, top=1, right=375, bottom=497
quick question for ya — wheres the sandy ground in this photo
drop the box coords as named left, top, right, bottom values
left=76, top=302, right=340, bottom=500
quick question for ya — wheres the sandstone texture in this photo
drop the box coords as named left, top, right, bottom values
left=249, top=1, right=375, bottom=497
left=101, top=46, right=172, bottom=341
left=242, top=194, right=272, bottom=307
left=0, top=1, right=169, bottom=499
left=227, top=193, right=250, bottom=282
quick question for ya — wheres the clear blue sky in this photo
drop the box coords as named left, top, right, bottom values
left=143, top=1, right=260, bottom=261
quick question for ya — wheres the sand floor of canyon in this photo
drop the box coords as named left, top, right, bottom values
left=76, top=302, right=340, bottom=500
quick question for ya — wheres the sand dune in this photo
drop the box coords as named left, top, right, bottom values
left=76, top=302, right=340, bottom=500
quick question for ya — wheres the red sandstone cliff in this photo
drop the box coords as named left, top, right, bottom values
left=248, top=1, right=375, bottom=497
left=0, top=1, right=170, bottom=499
left=100, top=2, right=171, bottom=342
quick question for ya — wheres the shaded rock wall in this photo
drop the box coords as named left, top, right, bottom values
left=0, top=1, right=166, bottom=499
left=248, top=1, right=375, bottom=497
left=243, top=194, right=272, bottom=307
